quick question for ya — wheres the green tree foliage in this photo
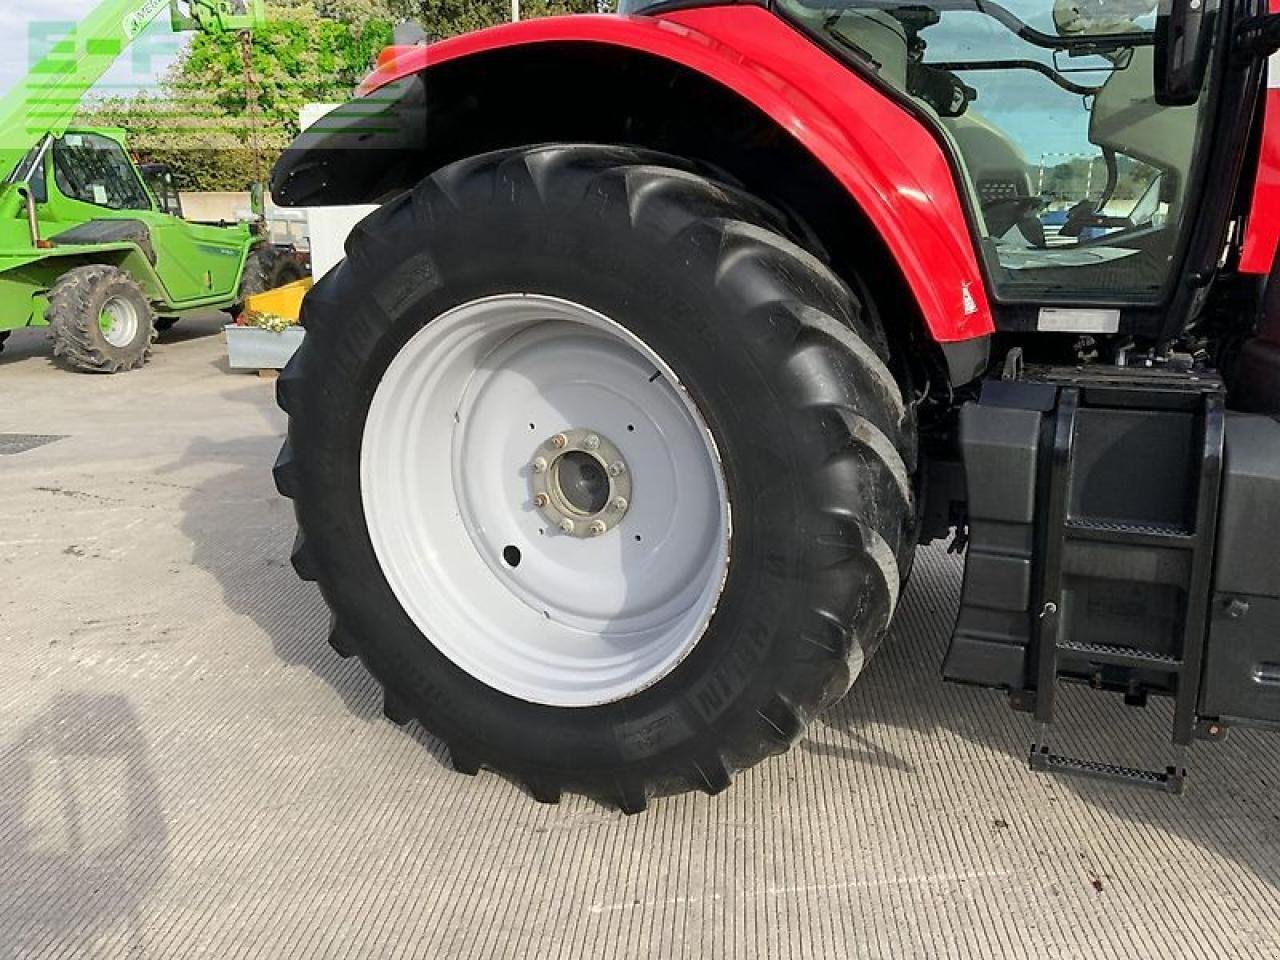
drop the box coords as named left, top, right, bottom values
left=78, top=0, right=598, bottom=190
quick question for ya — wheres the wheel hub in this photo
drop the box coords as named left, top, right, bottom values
left=529, top=428, right=632, bottom=537
left=99, top=295, right=139, bottom=348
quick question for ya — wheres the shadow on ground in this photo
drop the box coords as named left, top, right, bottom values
left=164, top=404, right=451, bottom=769
left=0, top=693, right=169, bottom=957
left=807, top=548, right=1280, bottom=890
left=168, top=379, right=1278, bottom=888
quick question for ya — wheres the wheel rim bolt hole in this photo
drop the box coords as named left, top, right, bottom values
left=502, top=545, right=522, bottom=568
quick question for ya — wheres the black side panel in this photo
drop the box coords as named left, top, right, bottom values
left=1201, top=414, right=1280, bottom=726
left=51, top=219, right=156, bottom=265
left=943, top=392, right=1046, bottom=688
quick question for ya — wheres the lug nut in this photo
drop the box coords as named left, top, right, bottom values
left=584, top=434, right=600, bottom=451
left=558, top=518, right=575, bottom=534
left=532, top=457, right=548, bottom=474
left=533, top=493, right=550, bottom=508
left=550, top=433, right=568, bottom=450
left=611, top=497, right=628, bottom=512
left=589, top=520, right=608, bottom=536
left=608, top=461, right=626, bottom=477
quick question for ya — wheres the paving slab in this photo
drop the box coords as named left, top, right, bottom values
left=0, top=318, right=1276, bottom=959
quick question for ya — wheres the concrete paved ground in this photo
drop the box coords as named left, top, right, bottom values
left=0, top=316, right=1277, bottom=960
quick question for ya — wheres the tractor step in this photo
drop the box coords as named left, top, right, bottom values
left=1056, top=639, right=1183, bottom=671
left=1029, top=743, right=1185, bottom=794
left=944, top=365, right=1243, bottom=792
left=1026, top=378, right=1225, bottom=791
left=947, top=364, right=1280, bottom=789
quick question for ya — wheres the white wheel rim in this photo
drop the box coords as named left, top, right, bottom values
left=361, top=294, right=731, bottom=707
left=100, top=296, right=140, bottom=348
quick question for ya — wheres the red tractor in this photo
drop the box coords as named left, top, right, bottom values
left=269, top=0, right=1280, bottom=810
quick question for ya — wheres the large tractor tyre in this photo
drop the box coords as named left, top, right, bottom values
left=275, top=144, right=916, bottom=811
left=227, top=246, right=308, bottom=318
left=154, top=317, right=179, bottom=333
left=48, top=265, right=156, bottom=373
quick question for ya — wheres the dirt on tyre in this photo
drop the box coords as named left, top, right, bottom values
left=274, top=144, right=916, bottom=811
left=48, top=264, right=156, bottom=373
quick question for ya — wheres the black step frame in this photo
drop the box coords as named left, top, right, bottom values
left=1026, top=372, right=1227, bottom=793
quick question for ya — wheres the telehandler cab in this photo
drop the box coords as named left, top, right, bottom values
left=270, top=0, right=1280, bottom=809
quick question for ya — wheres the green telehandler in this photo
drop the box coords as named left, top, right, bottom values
left=0, top=0, right=304, bottom=372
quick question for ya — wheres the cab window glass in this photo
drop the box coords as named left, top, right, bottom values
left=53, top=133, right=151, bottom=212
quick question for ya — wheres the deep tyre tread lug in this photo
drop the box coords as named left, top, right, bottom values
left=448, top=745, right=482, bottom=777
left=382, top=691, right=414, bottom=726
left=758, top=695, right=806, bottom=746
left=694, top=753, right=734, bottom=796
left=272, top=443, right=300, bottom=499
left=327, top=619, right=355, bottom=659
left=615, top=781, right=649, bottom=816
left=289, top=530, right=318, bottom=582
left=523, top=777, right=562, bottom=804
left=276, top=364, right=303, bottom=414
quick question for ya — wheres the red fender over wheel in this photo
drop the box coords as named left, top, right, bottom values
left=295, top=8, right=994, bottom=344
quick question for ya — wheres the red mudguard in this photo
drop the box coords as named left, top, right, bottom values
left=1241, top=47, right=1280, bottom=275
left=361, top=8, right=994, bottom=343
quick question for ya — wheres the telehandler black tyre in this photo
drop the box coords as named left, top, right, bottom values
left=226, top=245, right=308, bottom=318
left=274, top=144, right=915, bottom=811
left=48, top=265, right=155, bottom=373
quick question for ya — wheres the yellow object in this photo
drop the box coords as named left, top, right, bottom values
left=245, top=277, right=313, bottom=322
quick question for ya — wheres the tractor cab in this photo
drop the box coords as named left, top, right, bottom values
left=764, top=0, right=1215, bottom=326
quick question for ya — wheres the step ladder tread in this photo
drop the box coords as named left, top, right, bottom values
left=1029, top=746, right=1184, bottom=793
left=1056, top=638, right=1183, bottom=669
left=1064, top=518, right=1196, bottom=547
left=1065, top=517, right=1193, bottom=537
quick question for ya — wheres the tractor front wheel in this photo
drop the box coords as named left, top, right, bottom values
left=274, top=145, right=915, bottom=810
left=48, top=265, right=156, bottom=373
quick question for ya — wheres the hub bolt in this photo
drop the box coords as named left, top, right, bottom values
left=533, top=492, right=550, bottom=508
left=608, top=461, right=626, bottom=477
left=550, top=433, right=568, bottom=450
left=558, top=518, right=575, bottom=534
left=532, top=457, right=548, bottom=474
left=611, top=497, right=628, bottom=512
left=589, top=520, right=608, bottom=536
left=584, top=434, right=601, bottom=451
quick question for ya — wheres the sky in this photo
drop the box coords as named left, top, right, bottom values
left=0, top=0, right=186, bottom=102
